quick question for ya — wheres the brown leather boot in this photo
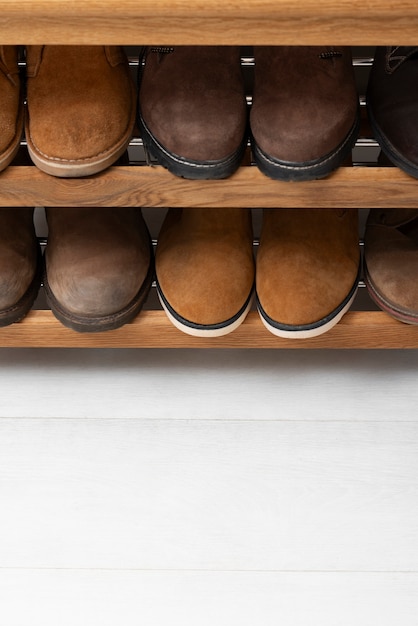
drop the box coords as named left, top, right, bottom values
left=250, top=47, right=359, bottom=181
left=25, top=46, right=136, bottom=177
left=0, top=46, right=23, bottom=171
left=156, top=208, right=255, bottom=336
left=43, top=208, right=154, bottom=332
left=138, top=46, right=248, bottom=179
left=367, top=47, right=418, bottom=178
left=256, top=209, right=360, bottom=337
left=364, top=209, right=418, bottom=323
left=0, top=208, right=42, bottom=326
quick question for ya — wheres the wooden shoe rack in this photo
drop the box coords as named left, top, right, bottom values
left=0, top=0, right=418, bottom=349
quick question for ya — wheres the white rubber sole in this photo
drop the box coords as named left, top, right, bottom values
left=158, top=292, right=254, bottom=338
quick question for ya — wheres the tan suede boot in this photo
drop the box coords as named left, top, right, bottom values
left=156, top=208, right=255, bottom=336
left=138, top=46, right=248, bottom=179
left=44, top=208, right=154, bottom=332
left=25, top=46, right=136, bottom=177
left=256, top=209, right=360, bottom=337
left=364, top=209, right=418, bottom=323
left=0, top=46, right=23, bottom=171
left=0, top=208, right=42, bottom=326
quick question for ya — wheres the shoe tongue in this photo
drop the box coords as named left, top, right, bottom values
left=387, top=46, right=418, bottom=72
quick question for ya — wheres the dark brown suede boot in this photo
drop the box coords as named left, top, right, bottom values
left=364, top=209, right=418, bottom=323
left=250, top=47, right=359, bottom=181
left=0, top=46, right=23, bottom=171
left=367, top=47, right=418, bottom=179
left=256, top=209, right=360, bottom=337
left=156, top=208, right=255, bottom=336
left=43, top=208, right=154, bottom=332
left=25, top=46, right=136, bottom=177
left=0, top=208, right=42, bottom=326
left=138, top=46, right=248, bottom=179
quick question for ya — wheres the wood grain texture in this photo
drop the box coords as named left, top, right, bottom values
left=0, top=0, right=417, bottom=44
left=0, top=165, right=418, bottom=209
left=0, top=310, right=417, bottom=349
left=1, top=419, right=418, bottom=570
left=1, top=570, right=418, bottom=626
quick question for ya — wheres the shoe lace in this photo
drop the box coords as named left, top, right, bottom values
left=318, top=50, right=343, bottom=60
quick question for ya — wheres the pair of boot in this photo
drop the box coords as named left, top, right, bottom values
left=0, top=46, right=151, bottom=330
left=0, top=207, right=153, bottom=331
left=156, top=207, right=360, bottom=338
left=361, top=49, right=418, bottom=323
left=138, top=46, right=360, bottom=181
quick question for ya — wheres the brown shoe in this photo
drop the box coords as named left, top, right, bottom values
left=138, top=46, right=248, bottom=179
left=43, top=208, right=154, bottom=332
left=367, top=47, right=418, bottom=179
left=0, top=46, right=23, bottom=171
left=250, top=47, right=359, bottom=181
left=256, top=209, right=360, bottom=337
left=0, top=208, right=42, bottom=326
left=156, top=208, right=255, bottom=335
left=25, top=46, right=136, bottom=177
left=364, top=209, right=418, bottom=323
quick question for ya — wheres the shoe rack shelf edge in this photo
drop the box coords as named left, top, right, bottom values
left=1, top=0, right=418, bottom=45
left=0, top=0, right=417, bottom=349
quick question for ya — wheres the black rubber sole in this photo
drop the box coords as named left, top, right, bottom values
left=138, top=112, right=247, bottom=180
left=43, top=239, right=155, bottom=333
left=256, top=268, right=361, bottom=338
left=251, top=113, right=360, bottom=181
left=367, top=104, right=418, bottom=179
left=0, top=244, right=43, bottom=327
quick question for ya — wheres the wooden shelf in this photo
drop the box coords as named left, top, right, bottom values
left=0, top=5, right=416, bottom=349
left=0, top=310, right=416, bottom=349
left=1, top=0, right=418, bottom=45
left=0, top=165, right=417, bottom=209
left=1, top=162, right=416, bottom=349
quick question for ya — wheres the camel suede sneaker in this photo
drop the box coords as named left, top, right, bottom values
left=364, top=209, right=418, bottom=323
left=367, top=47, right=418, bottom=179
left=43, top=208, right=154, bottom=332
left=0, top=208, right=42, bottom=326
left=138, top=46, right=248, bottom=179
left=0, top=46, right=23, bottom=171
left=156, top=208, right=255, bottom=336
left=25, top=46, right=136, bottom=177
left=250, top=47, right=360, bottom=181
left=256, top=209, right=360, bottom=337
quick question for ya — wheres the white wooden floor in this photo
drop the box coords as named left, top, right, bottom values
left=1, top=348, right=418, bottom=625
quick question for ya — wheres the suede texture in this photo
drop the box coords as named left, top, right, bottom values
left=364, top=209, right=418, bottom=316
left=256, top=209, right=360, bottom=325
left=0, top=208, right=38, bottom=309
left=45, top=208, right=152, bottom=316
left=156, top=208, right=255, bottom=325
left=367, top=47, right=418, bottom=169
left=139, top=46, right=247, bottom=162
left=25, top=46, right=136, bottom=173
left=0, top=46, right=23, bottom=170
left=250, top=47, right=358, bottom=162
